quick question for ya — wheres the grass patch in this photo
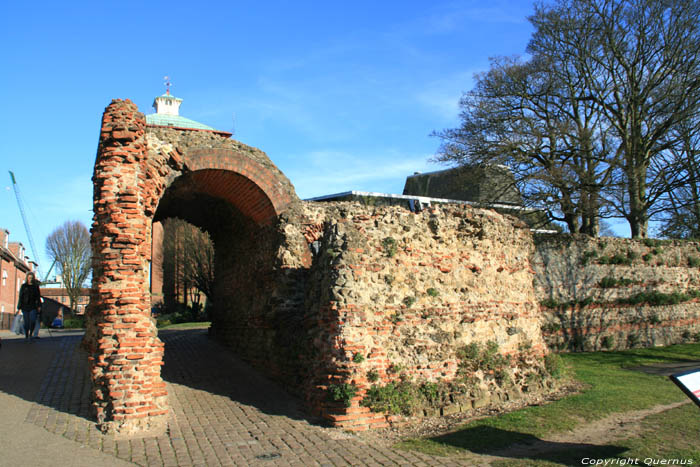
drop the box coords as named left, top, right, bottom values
left=484, top=405, right=700, bottom=466
left=158, top=321, right=211, bottom=330
left=62, top=315, right=86, bottom=329
left=396, top=343, right=700, bottom=457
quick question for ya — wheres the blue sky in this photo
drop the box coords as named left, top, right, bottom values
left=1, top=0, right=574, bottom=275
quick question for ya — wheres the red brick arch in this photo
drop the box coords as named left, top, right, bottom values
left=86, top=99, right=300, bottom=436
left=184, top=148, right=295, bottom=225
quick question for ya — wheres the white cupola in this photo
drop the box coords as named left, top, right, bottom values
left=153, top=91, right=183, bottom=116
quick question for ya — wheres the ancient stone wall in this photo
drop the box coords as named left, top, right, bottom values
left=533, top=235, right=700, bottom=351
left=91, top=97, right=700, bottom=436
left=290, top=202, right=552, bottom=430
left=154, top=199, right=555, bottom=431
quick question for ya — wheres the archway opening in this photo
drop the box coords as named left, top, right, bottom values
left=151, top=169, right=283, bottom=355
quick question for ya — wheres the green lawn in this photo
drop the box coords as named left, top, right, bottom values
left=157, top=321, right=211, bottom=330
left=396, top=343, right=700, bottom=464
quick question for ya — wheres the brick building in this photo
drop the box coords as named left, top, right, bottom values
left=40, top=287, right=90, bottom=314
left=0, top=228, right=37, bottom=329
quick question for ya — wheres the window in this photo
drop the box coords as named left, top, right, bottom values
left=2, top=269, right=6, bottom=286
left=17, top=278, right=21, bottom=292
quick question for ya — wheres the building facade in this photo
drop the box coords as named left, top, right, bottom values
left=0, top=229, right=36, bottom=329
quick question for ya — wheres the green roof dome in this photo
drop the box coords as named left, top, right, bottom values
left=145, top=113, right=217, bottom=131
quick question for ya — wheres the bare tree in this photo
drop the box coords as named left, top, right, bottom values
left=528, top=0, right=700, bottom=237
left=434, top=55, right=615, bottom=235
left=436, top=0, right=700, bottom=238
left=161, top=218, right=214, bottom=307
left=656, top=117, right=700, bottom=238
left=46, top=220, right=91, bottom=312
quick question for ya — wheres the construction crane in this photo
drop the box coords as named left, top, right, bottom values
left=8, top=170, right=56, bottom=283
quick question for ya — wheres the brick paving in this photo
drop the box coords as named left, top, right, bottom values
left=5, top=328, right=484, bottom=466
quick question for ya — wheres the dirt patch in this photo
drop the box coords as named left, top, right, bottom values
left=491, top=400, right=690, bottom=459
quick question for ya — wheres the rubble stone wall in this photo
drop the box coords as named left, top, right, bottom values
left=533, top=235, right=700, bottom=351
left=294, top=203, right=551, bottom=429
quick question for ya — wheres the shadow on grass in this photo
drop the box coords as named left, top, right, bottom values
left=566, top=346, right=700, bottom=368
left=426, top=425, right=628, bottom=465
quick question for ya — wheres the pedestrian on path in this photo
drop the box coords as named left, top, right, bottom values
left=17, top=272, right=42, bottom=342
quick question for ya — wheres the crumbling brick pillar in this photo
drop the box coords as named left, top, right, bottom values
left=86, top=99, right=167, bottom=436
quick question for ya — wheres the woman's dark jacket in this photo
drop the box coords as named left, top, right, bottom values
left=17, top=282, right=41, bottom=312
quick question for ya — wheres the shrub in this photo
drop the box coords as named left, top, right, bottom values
left=544, top=353, right=564, bottom=378
left=361, top=381, right=422, bottom=415
left=581, top=250, right=597, bottom=265
left=403, top=296, right=416, bottom=308
left=648, top=314, right=662, bottom=325
left=601, top=335, right=614, bottom=349
left=688, top=257, right=700, bottom=267
left=353, top=353, right=365, bottom=363
left=457, top=341, right=510, bottom=373
left=63, top=315, right=86, bottom=329
left=367, top=369, right=379, bottom=383
left=457, top=343, right=480, bottom=361
left=495, top=368, right=512, bottom=386
left=642, top=253, right=652, bottom=262
left=156, top=318, right=172, bottom=328
left=327, top=383, right=358, bottom=407
left=598, top=277, right=635, bottom=288
left=426, top=288, right=439, bottom=297
left=627, top=333, right=640, bottom=347
left=419, top=381, right=448, bottom=407
left=382, top=237, right=398, bottom=257
left=617, top=290, right=700, bottom=306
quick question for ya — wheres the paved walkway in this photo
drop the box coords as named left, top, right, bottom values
left=0, top=328, right=481, bottom=466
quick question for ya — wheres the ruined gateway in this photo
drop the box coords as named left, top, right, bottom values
left=84, top=98, right=700, bottom=436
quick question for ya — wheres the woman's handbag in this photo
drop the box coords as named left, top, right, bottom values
left=11, top=313, right=24, bottom=335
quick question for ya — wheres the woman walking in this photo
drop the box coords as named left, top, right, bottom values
left=17, top=272, right=42, bottom=341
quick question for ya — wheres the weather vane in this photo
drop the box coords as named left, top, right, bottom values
left=164, top=76, right=171, bottom=95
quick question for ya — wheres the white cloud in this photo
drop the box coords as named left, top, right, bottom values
left=282, top=149, right=442, bottom=199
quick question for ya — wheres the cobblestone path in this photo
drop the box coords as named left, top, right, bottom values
left=19, top=329, right=480, bottom=466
